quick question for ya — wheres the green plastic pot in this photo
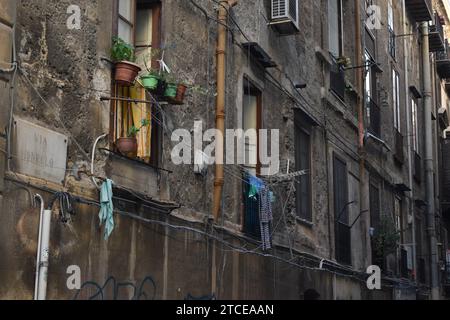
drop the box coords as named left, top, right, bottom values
left=141, top=74, right=160, bottom=90
left=164, top=83, right=178, bottom=98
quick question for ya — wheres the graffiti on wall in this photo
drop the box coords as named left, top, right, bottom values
left=73, top=276, right=157, bottom=300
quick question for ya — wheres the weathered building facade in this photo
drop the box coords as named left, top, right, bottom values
left=0, top=0, right=449, bottom=300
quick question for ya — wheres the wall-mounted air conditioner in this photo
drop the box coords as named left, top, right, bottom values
left=270, top=0, right=299, bottom=35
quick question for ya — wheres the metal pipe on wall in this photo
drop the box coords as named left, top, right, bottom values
left=33, top=194, right=44, bottom=300
left=36, top=208, right=52, bottom=300
left=401, top=0, right=417, bottom=284
left=33, top=194, right=51, bottom=300
left=213, top=0, right=238, bottom=221
left=420, top=22, right=439, bottom=300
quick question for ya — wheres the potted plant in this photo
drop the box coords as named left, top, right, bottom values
left=111, top=37, right=141, bottom=86
left=140, top=69, right=162, bottom=91
left=140, top=49, right=164, bottom=91
left=173, top=82, right=188, bottom=104
left=116, top=119, right=150, bottom=158
left=163, top=73, right=178, bottom=99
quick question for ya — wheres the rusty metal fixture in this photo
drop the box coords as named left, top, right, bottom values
left=114, top=61, right=141, bottom=86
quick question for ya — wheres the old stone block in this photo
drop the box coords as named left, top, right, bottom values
left=0, top=0, right=15, bottom=26
left=0, top=23, right=12, bottom=69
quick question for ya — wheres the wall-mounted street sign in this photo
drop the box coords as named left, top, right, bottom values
left=12, top=118, right=68, bottom=184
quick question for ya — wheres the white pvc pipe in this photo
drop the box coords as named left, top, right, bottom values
left=91, top=133, right=108, bottom=189
left=37, top=209, right=52, bottom=300
left=33, top=194, right=44, bottom=300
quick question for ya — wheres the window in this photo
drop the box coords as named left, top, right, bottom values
left=369, top=183, right=380, bottom=231
left=365, top=51, right=380, bottom=136
left=388, top=0, right=396, bottom=59
left=242, top=79, right=262, bottom=176
left=242, top=79, right=262, bottom=238
left=334, top=155, right=351, bottom=265
left=392, top=69, right=401, bottom=130
left=411, top=98, right=419, bottom=153
left=369, top=183, right=381, bottom=265
left=294, top=110, right=312, bottom=222
left=118, top=0, right=135, bottom=44
left=328, top=0, right=343, bottom=57
left=112, top=0, right=162, bottom=165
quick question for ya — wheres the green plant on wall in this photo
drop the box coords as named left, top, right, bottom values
left=111, top=37, right=136, bottom=62
left=372, top=214, right=400, bottom=263
left=128, top=119, right=150, bottom=138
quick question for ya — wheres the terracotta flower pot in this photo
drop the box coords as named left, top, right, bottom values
left=174, top=84, right=188, bottom=103
left=116, top=137, right=138, bottom=158
left=114, top=61, right=141, bottom=86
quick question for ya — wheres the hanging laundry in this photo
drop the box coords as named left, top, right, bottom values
left=259, top=186, right=273, bottom=251
left=248, top=174, right=264, bottom=200
left=99, top=179, right=114, bottom=240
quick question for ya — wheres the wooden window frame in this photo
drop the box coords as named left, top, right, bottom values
left=242, top=77, right=262, bottom=176
left=111, top=0, right=162, bottom=166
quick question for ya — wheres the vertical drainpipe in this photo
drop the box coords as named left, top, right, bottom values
left=401, top=0, right=417, bottom=287
left=420, top=22, right=440, bottom=300
left=213, top=0, right=238, bottom=221
left=355, top=0, right=366, bottom=268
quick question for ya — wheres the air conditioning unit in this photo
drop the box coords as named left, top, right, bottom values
left=270, top=0, right=299, bottom=35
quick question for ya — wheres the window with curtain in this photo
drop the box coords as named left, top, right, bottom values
left=113, top=0, right=161, bottom=165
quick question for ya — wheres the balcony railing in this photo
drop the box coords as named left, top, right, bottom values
left=368, top=98, right=381, bottom=138
left=414, top=152, right=422, bottom=183
left=394, top=130, right=404, bottom=164
left=330, top=61, right=346, bottom=101
left=429, top=13, right=445, bottom=52
left=436, top=41, right=450, bottom=79
left=405, top=0, right=433, bottom=22
left=389, top=28, right=396, bottom=59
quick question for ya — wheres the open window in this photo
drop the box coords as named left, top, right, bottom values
left=111, top=0, right=162, bottom=166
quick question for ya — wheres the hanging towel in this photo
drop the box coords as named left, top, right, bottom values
left=259, top=186, right=273, bottom=251
left=99, top=179, right=114, bottom=240
left=248, top=174, right=264, bottom=199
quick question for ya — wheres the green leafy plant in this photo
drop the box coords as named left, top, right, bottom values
left=127, top=119, right=150, bottom=138
left=111, top=37, right=136, bottom=62
left=164, top=72, right=178, bottom=85
left=141, top=48, right=163, bottom=73
left=372, top=214, right=400, bottom=262
left=336, top=56, right=351, bottom=68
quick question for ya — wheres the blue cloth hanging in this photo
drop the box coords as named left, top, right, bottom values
left=248, top=174, right=264, bottom=199
left=98, top=179, right=114, bottom=240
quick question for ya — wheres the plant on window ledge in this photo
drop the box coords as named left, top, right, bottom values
left=371, top=214, right=400, bottom=268
left=336, top=56, right=351, bottom=69
left=162, top=73, right=188, bottom=105
left=115, top=119, right=150, bottom=158
left=111, top=37, right=141, bottom=86
left=140, top=49, right=165, bottom=92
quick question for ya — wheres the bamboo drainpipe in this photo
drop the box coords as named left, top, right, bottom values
left=213, top=0, right=238, bottom=221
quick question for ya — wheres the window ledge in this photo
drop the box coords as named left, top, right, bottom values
left=323, top=90, right=359, bottom=132
left=315, top=46, right=333, bottom=66
left=296, top=217, right=314, bottom=228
